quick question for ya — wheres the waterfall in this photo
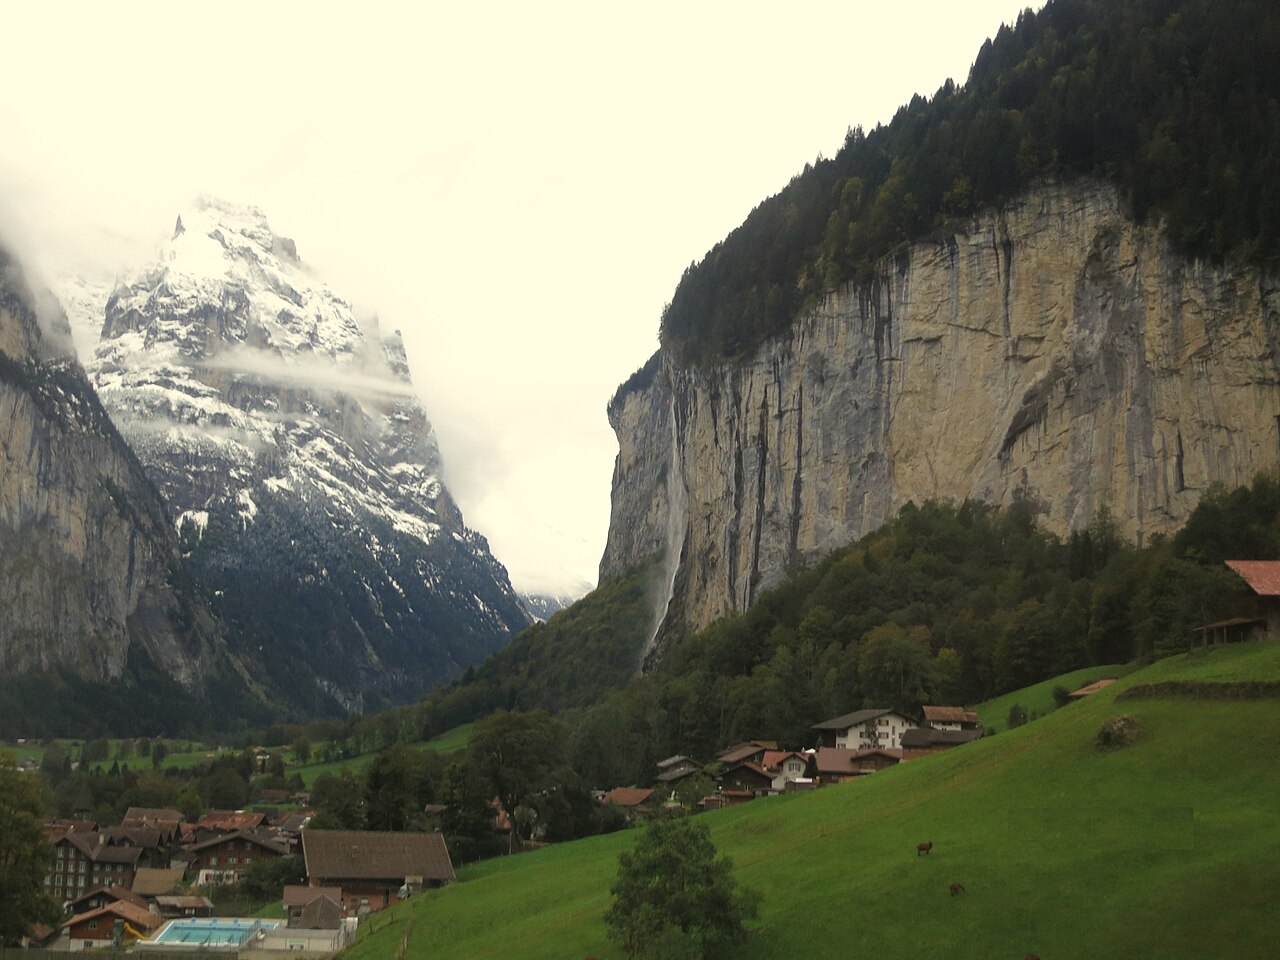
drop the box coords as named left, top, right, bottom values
left=642, top=393, right=687, bottom=664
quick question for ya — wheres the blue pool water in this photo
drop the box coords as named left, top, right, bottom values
left=152, top=918, right=281, bottom=947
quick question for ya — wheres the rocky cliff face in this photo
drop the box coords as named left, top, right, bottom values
left=604, top=180, right=1280, bottom=661
left=0, top=244, right=221, bottom=688
left=61, top=198, right=531, bottom=713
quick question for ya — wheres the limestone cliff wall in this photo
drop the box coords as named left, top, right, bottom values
left=603, top=180, right=1280, bottom=658
left=0, top=246, right=220, bottom=684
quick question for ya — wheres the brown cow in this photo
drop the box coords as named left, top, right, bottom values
left=949, top=882, right=965, bottom=896
left=916, top=841, right=933, bottom=855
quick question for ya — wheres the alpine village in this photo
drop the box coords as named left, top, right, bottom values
left=2, top=2, right=1280, bottom=959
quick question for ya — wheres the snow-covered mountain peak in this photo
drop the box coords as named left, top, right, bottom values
left=52, top=202, right=531, bottom=712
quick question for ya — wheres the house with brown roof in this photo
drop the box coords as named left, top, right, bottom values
left=715, top=741, right=776, bottom=766
left=302, top=830, right=455, bottom=913
left=718, top=761, right=774, bottom=797
left=190, top=829, right=289, bottom=886
left=901, top=727, right=984, bottom=760
left=130, top=865, right=187, bottom=898
left=68, top=884, right=148, bottom=916
left=603, top=786, right=655, bottom=818
left=813, top=708, right=918, bottom=750
left=921, top=706, right=982, bottom=732
left=812, top=746, right=902, bottom=784
left=654, top=755, right=703, bottom=788
left=62, top=901, right=160, bottom=949
left=284, top=885, right=345, bottom=929
left=45, top=832, right=144, bottom=903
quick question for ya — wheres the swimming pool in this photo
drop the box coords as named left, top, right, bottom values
left=148, top=918, right=282, bottom=949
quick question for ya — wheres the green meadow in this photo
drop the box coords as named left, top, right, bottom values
left=974, top=662, right=1140, bottom=731
left=292, top=724, right=474, bottom=787
left=347, top=640, right=1280, bottom=960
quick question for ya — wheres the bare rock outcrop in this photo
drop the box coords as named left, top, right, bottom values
left=604, top=180, right=1280, bottom=660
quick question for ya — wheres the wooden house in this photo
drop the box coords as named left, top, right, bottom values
left=302, top=830, right=455, bottom=913
left=901, top=727, right=983, bottom=760
left=189, top=829, right=289, bottom=886
left=813, top=708, right=918, bottom=750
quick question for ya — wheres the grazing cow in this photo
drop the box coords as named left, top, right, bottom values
left=916, top=841, right=933, bottom=855
left=1025, top=955, right=1041, bottom=960
left=949, top=882, right=965, bottom=896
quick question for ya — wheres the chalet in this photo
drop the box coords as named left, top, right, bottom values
left=718, top=761, right=774, bottom=796
left=62, top=901, right=160, bottom=949
left=284, top=885, right=344, bottom=928
left=1067, top=678, right=1117, bottom=701
left=656, top=755, right=699, bottom=775
left=1224, top=560, right=1280, bottom=635
left=655, top=764, right=703, bottom=792
left=46, top=832, right=143, bottom=902
left=68, top=884, right=148, bottom=916
left=302, top=830, right=455, bottom=913
left=921, top=706, right=982, bottom=732
left=761, top=750, right=811, bottom=792
left=715, top=741, right=776, bottom=766
left=813, top=708, right=918, bottom=750
left=812, top=746, right=902, bottom=784
left=901, top=727, right=983, bottom=760
left=99, top=825, right=178, bottom=868
left=189, top=829, right=289, bottom=886
left=655, top=755, right=703, bottom=789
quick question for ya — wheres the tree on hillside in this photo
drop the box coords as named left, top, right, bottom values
left=605, top=816, right=760, bottom=959
left=364, top=743, right=434, bottom=831
left=468, top=710, right=569, bottom=853
left=0, top=755, right=60, bottom=944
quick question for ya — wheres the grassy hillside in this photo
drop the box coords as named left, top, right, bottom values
left=347, top=640, right=1280, bottom=960
left=291, top=725, right=472, bottom=787
left=974, top=661, right=1140, bottom=731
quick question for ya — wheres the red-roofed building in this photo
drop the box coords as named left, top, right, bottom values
left=604, top=787, right=655, bottom=809
left=1211, top=561, right=1280, bottom=641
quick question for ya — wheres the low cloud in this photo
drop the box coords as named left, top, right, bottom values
left=201, top=348, right=420, bottom=401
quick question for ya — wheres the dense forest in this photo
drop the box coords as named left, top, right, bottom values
left=660, top=0, right=1280, bottom=365
left=288, top=475, right=1277, bottom=793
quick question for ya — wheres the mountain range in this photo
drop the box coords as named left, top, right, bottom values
left=0, top=199, right=534, bottom=733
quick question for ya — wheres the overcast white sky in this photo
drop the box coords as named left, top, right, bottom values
left=0, top=1, right=1036, bottom=596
